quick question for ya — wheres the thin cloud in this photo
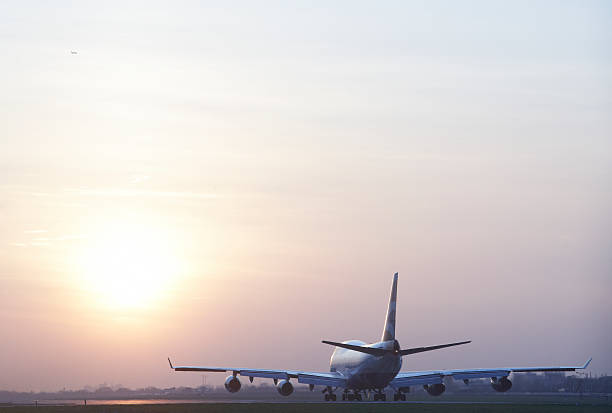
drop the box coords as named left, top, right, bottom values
left=24, top=229, right=48, bottom=234
left=9, top=235, right=86, bottom=247
left=32, top=235, right=87, bottom=242
left=129, top=175, right=150, bottom=184
left=64, top=188, right=220, bottom=199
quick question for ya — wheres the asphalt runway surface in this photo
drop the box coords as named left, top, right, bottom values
left=2, top=401, right=611, bottom=413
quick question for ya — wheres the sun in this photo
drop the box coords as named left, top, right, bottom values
left=78, top=221, right=180, bottom=310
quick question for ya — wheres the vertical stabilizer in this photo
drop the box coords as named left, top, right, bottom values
left=381, top=272, right=398, bottom=341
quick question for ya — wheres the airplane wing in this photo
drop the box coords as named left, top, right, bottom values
left=168, top=358, right=346, bottom=387
left=390, top=358, right=592, bottom=388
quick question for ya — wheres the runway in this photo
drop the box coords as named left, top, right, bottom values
left=3, top=394, right=610, bottom=406
left=2, top=400, right=611, bottom=413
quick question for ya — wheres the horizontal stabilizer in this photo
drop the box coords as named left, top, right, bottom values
left=399, top=340, right=471, bottom=356
left=322, top=339, right=471, bottom=357
left=321, top=340, right=387, bottom=357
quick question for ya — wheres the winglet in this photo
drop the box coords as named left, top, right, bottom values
left=581, top=357, right=592, bottom=369
left=168, top=357, right=174, bottom=369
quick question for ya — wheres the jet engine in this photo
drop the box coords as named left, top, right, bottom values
left=224, top=375, right=241, bottom=393
left=491, top=376, right=512, bottom=392
left=424, top=383, right=446, bottom=396
left=276, top=379, right=294, bottom=396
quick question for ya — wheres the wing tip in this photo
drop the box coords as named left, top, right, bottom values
left=168, top=357, right=174, bottom=369
left=581, top=357, right=592, bottom=369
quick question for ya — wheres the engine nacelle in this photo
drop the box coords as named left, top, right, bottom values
left=224, top=375, right=241, bottom=393
left=491, top=376, right=512, bottom=392
left=424, top=383, right=446, bottom=396
left=276, top=379, right=294, bottom=396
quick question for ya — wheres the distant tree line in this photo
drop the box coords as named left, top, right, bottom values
left=444, top=373, right=612, bottom=394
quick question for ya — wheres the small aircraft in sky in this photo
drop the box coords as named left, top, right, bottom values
left=169, top=272, right=591, bottom=401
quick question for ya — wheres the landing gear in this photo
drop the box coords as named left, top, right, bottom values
left=393, top=392, right=406, bottom=401
left=324, top=393, right=337, bottom=401
left=340, top=389, right=365, bottom=401
left=323, top=386, right=337, bottom=401
left=373, top=391, right=386, bottom=401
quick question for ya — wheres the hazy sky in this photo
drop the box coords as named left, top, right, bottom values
left=1, top=1, right=610, bottom=391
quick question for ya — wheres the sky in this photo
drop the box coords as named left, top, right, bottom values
left=0, top=0, right=611, bottom=392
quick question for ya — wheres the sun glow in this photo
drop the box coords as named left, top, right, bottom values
left=78, top=221, right=181, bottom=309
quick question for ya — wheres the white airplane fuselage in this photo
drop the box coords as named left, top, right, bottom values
left=330, top=340, right=402, bottom=389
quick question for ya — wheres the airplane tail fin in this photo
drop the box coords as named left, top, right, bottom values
left=381, top=272, right=398, bottom=342
left=323, top=273, right=471, bottom=357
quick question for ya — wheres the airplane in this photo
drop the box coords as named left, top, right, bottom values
left=168, top=272, right=592, bottom=401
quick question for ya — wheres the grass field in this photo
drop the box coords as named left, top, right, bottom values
left=2, top=403, right=611, bottom=413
